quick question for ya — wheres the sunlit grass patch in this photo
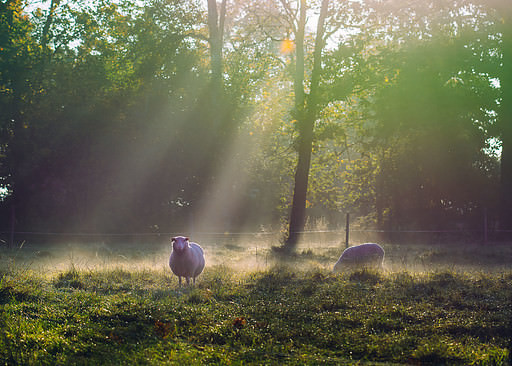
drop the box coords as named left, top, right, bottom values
left=0, top=241, right=511, bottom=364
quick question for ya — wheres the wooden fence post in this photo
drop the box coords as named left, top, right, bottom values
left=483, top=208, right=488, bottom=245
left=9, top=205, right=15, bottom=249
left=345, top=213, right=350, bottom=249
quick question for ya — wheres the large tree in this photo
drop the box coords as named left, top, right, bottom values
left=0, top=0, right=41, bottom=242
left=1, top=0, right=209, bottom=234
left=332, top=0, right=503, bottom=233
left=282, top=0, right=330, bottom=249
left=372, top=39, right=499, bottom=230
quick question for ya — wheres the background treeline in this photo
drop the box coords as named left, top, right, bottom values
left=1, top=0, right=511, bottom=240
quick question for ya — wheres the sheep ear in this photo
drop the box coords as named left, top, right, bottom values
left=171, top=237, right=176, bottom=242
left=185, top=237, right=189, bottom=241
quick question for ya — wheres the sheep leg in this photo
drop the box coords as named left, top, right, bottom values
left=178, top=276, right=182, bottom=287
left=185, top=277, right=190, bottom=286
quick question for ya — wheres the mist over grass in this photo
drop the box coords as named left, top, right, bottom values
left=3, top=234, right=512, bottom=274
left=0, top=238, right=511, bottom=365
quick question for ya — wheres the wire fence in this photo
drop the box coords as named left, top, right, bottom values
left=2, top=226, right=511, bottom=248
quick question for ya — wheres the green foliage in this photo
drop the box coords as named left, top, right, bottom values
left=321, top=2, right=506, bottom=231
left=365, top=35, right=500, bottom=230
left=1, top=0, right=211, bottom=233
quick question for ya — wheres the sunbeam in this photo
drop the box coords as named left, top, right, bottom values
left=192, top=72, right=294, bottom=237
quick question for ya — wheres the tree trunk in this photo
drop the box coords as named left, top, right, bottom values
left=40, top=0, right=57, bottom=51
left=284, top=0, right=329, bottom=249
left=207, top=0, right=225, bottom=91
left=206, top=0, right=227, bottom=145
left=286, top=114, right=315, bottom=247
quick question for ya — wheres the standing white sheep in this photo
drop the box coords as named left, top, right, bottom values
left=169, top=236, right=205, bottom=286
left=333, top=243, right=384, bottom=272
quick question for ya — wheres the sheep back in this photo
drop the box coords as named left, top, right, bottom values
left=333, top=243, right=384, bottom=272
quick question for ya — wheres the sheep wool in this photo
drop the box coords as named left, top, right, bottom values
left=333, top=243, right=384, bottom=272
left=169, top=236, right=205, bottom=285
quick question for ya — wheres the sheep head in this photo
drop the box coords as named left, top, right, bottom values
left=171, top=236, right=190, bottom=253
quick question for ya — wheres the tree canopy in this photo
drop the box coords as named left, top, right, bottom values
left=0, top=0, right=510, bottom=243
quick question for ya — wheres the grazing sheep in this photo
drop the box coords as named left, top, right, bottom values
left=169, top=236, right=205, bottom=286
left=333, top=243, right=384, bottom=272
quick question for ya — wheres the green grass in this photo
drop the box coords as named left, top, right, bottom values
left=0, top=241, right=511, bottom=365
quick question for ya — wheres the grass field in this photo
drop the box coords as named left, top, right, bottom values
left=0, top=237, right=511, bottom=365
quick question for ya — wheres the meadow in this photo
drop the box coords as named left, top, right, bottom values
left=0, top=236, right=511, bottom=365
